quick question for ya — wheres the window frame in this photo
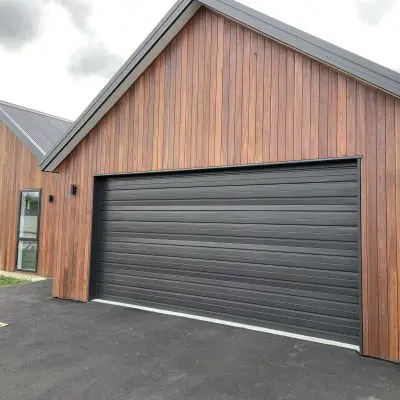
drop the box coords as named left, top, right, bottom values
left=15, top=189, right=42, bottom=273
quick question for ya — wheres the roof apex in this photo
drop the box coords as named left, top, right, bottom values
left=41, top=0, right=400, bottom=172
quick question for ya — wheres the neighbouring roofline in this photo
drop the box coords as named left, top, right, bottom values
left=0, top=100, right=73, bottom=162
left=40, top=0, right=400, bottom=172
left=0, top=105, right=45, bottom=161
left=0, top=100, right=73, bottom=124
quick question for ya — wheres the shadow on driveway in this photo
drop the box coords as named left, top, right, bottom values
left=0, top=281, right=399, bottom=400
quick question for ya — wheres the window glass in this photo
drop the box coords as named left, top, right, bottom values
left=16, top=190, right=40, bottom=272
left=18, top=191, right=40, bottom=238
left=16, top=240, right=38, bottom=272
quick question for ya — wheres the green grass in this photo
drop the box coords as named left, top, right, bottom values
left=0, top=276, right=29, bottom=287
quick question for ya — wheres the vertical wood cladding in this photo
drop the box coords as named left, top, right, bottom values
left=50, top=8, right=400, bottom=362
left=0, top=122, right=57, bottom=277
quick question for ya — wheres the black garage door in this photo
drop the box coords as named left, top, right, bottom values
left=91, top=160, right=360, bottom=345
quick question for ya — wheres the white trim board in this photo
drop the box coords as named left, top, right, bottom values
left=92, top=299, right=360, bottom=352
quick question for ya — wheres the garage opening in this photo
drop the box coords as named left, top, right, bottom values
left=90, top=159, right=361, bottom=347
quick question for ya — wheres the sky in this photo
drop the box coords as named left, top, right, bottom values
left=0, top=0, right=399, bottom=121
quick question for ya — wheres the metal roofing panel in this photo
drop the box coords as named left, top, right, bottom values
left=0, top=100, right=72, bottom=160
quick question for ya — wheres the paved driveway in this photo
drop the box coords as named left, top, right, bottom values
left=0, top=281, right=399, bottom=400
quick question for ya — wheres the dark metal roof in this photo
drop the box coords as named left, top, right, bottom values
left=0, top=100, right=72, bottom=161
left=40, top=0, right=400, bottom=172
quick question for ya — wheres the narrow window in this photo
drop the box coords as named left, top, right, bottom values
left=16, top=190, right=41, bottom=272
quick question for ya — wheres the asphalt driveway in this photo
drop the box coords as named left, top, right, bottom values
left=0, top=281, right=399, bottom=400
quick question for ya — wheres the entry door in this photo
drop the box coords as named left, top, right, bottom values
left=16, top=190, right=41, bottom=272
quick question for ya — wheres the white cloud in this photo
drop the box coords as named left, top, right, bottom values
left=0, top=0, right=41, bottom=50
left=68, top=41, right=123, bottom=79
left=50, top=0, right=92, bottom=34
left=353, top=0, right=397, bottom=25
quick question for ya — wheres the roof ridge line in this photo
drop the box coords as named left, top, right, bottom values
left=0, top=99, right=73, bottom=124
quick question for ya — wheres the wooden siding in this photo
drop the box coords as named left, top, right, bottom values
left=0, top=122, right=57, bottom=277
left=49, top=8, right=400, bottom=362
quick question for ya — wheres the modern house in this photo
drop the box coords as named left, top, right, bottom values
left=3, top=0, right=400, bottom=363
left=0, top=100, right=71, bottom=276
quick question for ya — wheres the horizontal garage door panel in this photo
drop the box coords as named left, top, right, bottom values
left=97, top=256, right=358, bottom=290
left=99, top=240, right=357, bottom=272
left=96, top=271, right=358, bottom=319
left=92, top=161, right=360, bottom=344
left=97, top=285, right=358, bottom=338
left=103, top=165, right=358, bottom=189
left=99, top=222, right=358, bottom=249
left=99, top=211, right=357, bottom=227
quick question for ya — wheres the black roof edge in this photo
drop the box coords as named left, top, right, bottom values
left=41, top=0, right=400, bottom=172
left=0, top=108, right=45, bottom=162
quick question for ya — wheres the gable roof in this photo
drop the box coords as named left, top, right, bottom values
left=41, top=0, right=400, bottom=172
left=0, top=100, right=72, bottom=161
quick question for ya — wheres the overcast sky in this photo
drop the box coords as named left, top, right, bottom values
left=0, top=0, right=399, bottom=120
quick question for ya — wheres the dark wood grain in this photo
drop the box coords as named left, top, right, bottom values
left=262, top=38, right=271, bottom=163
left=293, top=52, right=303, bottom=160
left=277, top=45, right=287, bottom=161
left=318, top=65, right=329, bottom=158
left=270, top=41, right=279, bottom=162
left=248, top=32, right=257, bottom=165
left=310, top=61, right=319, bottom=159
left=365, top=87, right=379, bottom=357
left=197, top=15, right=205, bottom=168
left=234, top=24, right=243, bottom=165
left=328, top=70, right=338, bottom=157
left=255, top=35, right=264, bottom=164
left=376, top=91, right=388, bottom=359
left=228, top=20, right=237, bottom=165
left=240, top=28, right=250, bottom=164
left=385, top=96, right=398, bottom=361
left=221, top=18, right=230, bottom=165
left=395, top=99, right=400, bottom=362
left=347, top=78, right=356, bottom=155
left=337, top=74, right=347, bottom=156
left=302, top=58, right=311, bottom=159
left=285, top=49, right=295, bottom=160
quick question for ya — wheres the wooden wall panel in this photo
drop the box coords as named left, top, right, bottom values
left=385, top=97, right=398, bottom=359
left=396, top=100, right=400, bottom=362
left=47, top=8, right=400, bottom=362
left=0, top=122, right=57, bottom=277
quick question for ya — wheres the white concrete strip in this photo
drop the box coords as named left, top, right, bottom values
left=0, top=270, right=47, bottom=282
left=92, top=299, right=360, bottom=352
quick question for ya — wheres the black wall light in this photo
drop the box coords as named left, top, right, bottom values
left=70, top=184, right=77, bottom=196
left=48, top=195, right=54, bottom=203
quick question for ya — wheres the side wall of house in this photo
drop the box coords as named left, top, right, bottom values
left=0, top=121, right=57, bottom=277
left=50, top=8, right=400, bottom=362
